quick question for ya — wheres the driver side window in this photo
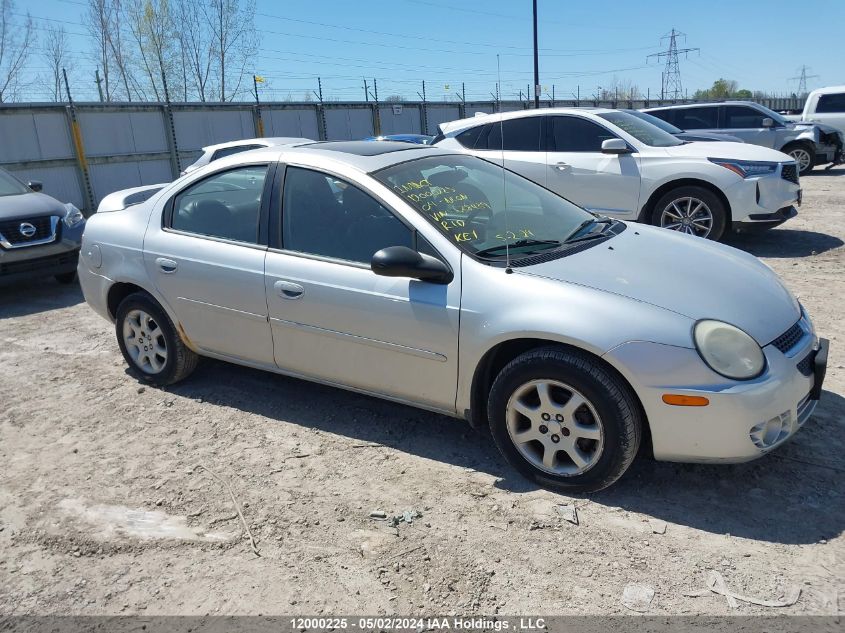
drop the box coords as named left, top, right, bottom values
left=282, top=166, right=413, bottom=264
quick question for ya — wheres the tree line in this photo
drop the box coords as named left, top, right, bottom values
left=1, top=0, right=257, bottom=102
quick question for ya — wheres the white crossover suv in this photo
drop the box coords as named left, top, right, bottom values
left=434, top=108, right=801, bottom=241
left=78, top=141, right=827, bottom=492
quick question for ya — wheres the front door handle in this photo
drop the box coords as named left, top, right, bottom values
left=274, top=280, right=305, bottom=299
left=155, top=257, right=178, bottom=274
left=554, top=162, right=570, bottom=172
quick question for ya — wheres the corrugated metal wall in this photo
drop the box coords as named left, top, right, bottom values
left=0, top=96, right=805, bottom=213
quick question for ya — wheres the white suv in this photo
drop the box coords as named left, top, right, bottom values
left=434, top=108, right=800, bottom=241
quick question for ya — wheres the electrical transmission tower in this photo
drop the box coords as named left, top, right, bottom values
left=788, top=65, right=819, bottom=96
left=647, top=29, right=699, bottom=101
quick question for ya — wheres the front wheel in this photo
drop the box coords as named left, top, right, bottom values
left=115, top=292, right=198, bottom=386
left=651, top=185, right=727, bottom=241
left=487, top=347, right=642, bottom=493
left=782, top=143, right=815, bottom=175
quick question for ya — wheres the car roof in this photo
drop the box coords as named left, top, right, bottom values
left=807, top=85, right=845, bottom=96
left=644, top=101, right=763, bottom=111
left=438, top=107, right=613, bottom=135
left=201, top=137, right=312, bottom=152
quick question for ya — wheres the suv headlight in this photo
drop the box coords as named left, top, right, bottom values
left=694, top=320, right=765, bottom=380
left=708, top=158, right=778, bottom=178
left=63, top=203, right=85, bottom=228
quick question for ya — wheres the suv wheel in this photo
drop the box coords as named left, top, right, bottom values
left=783, top=142, right=815, bottom=175
left=651, top=185, right=727, bottom=241
left=487, top=347, right=642, bottom=493
left=115, top=292, right=198, bottom=386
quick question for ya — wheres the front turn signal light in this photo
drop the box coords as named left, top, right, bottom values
left=662, top=394, right=710, bottom=407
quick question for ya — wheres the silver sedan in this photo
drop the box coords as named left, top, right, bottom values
left=78, top=141, right=828, bottom=492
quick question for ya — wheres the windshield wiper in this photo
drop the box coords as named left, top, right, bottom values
left=475, top=239, right=561, bottom=258
left=563, top=217, right=614, bottom=243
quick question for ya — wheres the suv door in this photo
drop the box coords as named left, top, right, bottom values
left=544, top=115, right=641, bottom=218
left=720, top=105, right=778, bottom=148
left=263, top=165, right=461, bottom=411
left=143, top=163, right=275, bottom=364
left=460, top=116, right=546, bottom=186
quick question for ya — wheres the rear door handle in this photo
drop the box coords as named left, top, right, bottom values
left=274, top=279, right=305, bottom=299
left=554, top=162, right=570, bottom=172
left=155, top=257, right=178, bottom=274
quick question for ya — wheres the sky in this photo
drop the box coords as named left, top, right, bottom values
left=19, top=0, right=845, bottom=103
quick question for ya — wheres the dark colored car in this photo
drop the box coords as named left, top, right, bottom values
left=363, top=134, right=434, bottom=145
left=624, top=110, right=744, bottom=143
left=0, top=167, right=85, bottom=285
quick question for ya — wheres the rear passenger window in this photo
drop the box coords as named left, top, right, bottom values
left=171, top=165, right=268, bottom=243
left=723, top=106, right=766, bottom=129
left=817, top=93, right=845, bottom=113
left=549, top=116, right=616, bottom=152
left=484, top=117, right=542, bottom=151
left=456, top=126, right=483, bottom=149
left=674, top=107, right=718, bottom=129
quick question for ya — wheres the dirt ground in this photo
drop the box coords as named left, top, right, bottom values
left=1, top=170, right=843, bottom=618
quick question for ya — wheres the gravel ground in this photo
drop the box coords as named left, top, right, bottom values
left=1, top=170, right=843, bottom=617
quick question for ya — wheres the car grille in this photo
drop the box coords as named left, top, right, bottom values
left=770, top=321, right=804, bottom=354
left=781, top=163, right=799, bottom=184
left=0, top=215, right=59, bottom=248
left=0, top=249, right=78, bottom=276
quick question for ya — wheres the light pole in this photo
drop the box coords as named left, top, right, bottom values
left=533, top=0, right=540, bottom=109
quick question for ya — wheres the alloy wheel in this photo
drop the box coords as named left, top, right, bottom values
left=788, top=148, right=812, bottom=173
left=122, top=309, right=168, bottom=374
left=659, top=196, right=714, bottom=238
left=506, top=379, right=604, bottom=476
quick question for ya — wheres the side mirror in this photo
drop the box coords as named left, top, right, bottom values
left=27, top=180, right=43, bottom=192
left=371, top=246, right=453, bottom=285
left=601, top=138, right=631, bottom=155
left=761, top=117, right=774, bottom=128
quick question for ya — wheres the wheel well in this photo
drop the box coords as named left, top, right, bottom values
left=638, top=179, right=733, bottom=225
left=781, top=140, right=813, bottom=151
left=468, top=338, right=653, bottom=457
left=106, top=282, right=148, bottom=320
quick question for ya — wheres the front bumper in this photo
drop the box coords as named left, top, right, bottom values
left=732, top=205, right=798, bottom=233
left=603, top=328, right=827, bottom=463
left=723, top=166, right=800, bottom=228
left=0, top=221, right=84, bottom=283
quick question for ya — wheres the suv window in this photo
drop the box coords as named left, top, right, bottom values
left=549, top=116, right=616, bottom=152
left=817, top=93, right=845, bottom=113
left=455, top=126, right=483, bottom=149
left=171, top=165, right=268, bottom=243
left=674, top=106, right=718, bottom=129
left=211, top=144, right=263, bottom=161
left=482, top=116, right=542, bottom=151
left=282, top=166, right=413, bottom=264
left=723, top=105, right=767, bottom=129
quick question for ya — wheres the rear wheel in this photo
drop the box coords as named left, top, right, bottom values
left=115, top=292, right=198, bottom=386
left=487, top=347, right=642, bottom=493
left=783, top=143, right=815, bottom=175
left=651, top=185, right=727, bottom=241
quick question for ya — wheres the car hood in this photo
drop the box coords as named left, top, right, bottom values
left=662, top=140, right=791, bottom=162
left=519, top=224, right=800, bottom=346
left=0, top=192, right=65, bottom=219
left=675, top=131, right=744, bottom=143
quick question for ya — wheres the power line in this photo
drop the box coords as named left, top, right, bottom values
left=647, top=28, right=699, bottom=101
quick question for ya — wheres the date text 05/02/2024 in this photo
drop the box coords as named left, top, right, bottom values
left=288, top=617, right=547, bottom=631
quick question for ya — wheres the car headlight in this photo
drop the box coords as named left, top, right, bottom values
left=64, top=203, right=85, bottom=228
left=694, top=320, right=765, bottom=380
left=708, top=158, right=778, bottom=178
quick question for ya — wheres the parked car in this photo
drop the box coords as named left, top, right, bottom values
left=642, top=101, right=843, bottom=175
left=0, top=167, right=85, bottom=284
left=434, top=108, right=799, bottom=241
left=363, top=134, right=434, bottom=145
left=78, top=141, right=828, bottom=493
left=180, top=137, right=312, bottom=176
left=623, top=109, right=744, bottom=143
left=783, top=85, right=845, bottom=138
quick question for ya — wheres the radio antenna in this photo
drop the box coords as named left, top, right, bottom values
left=497, top=54, right=512, bottom=273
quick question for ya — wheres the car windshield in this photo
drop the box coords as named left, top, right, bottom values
left=372, top=154, right=597, bottom=259
left=0, top=169, right=30, bottom=197
left=624, top=109, right=684, bottom=135
left=598, top=111, right=684, bottom=147
left=750, top=103, right=789, bottom=126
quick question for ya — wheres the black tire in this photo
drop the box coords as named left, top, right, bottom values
left=55, top=271, right=77, bottom=284
left=651, top=185, right=728, bottom=241
left=115, top=291, right=198, bottom=386
left=487, top=346, right=642, bottom=493
left=782, top=142, right=816, bottom=175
